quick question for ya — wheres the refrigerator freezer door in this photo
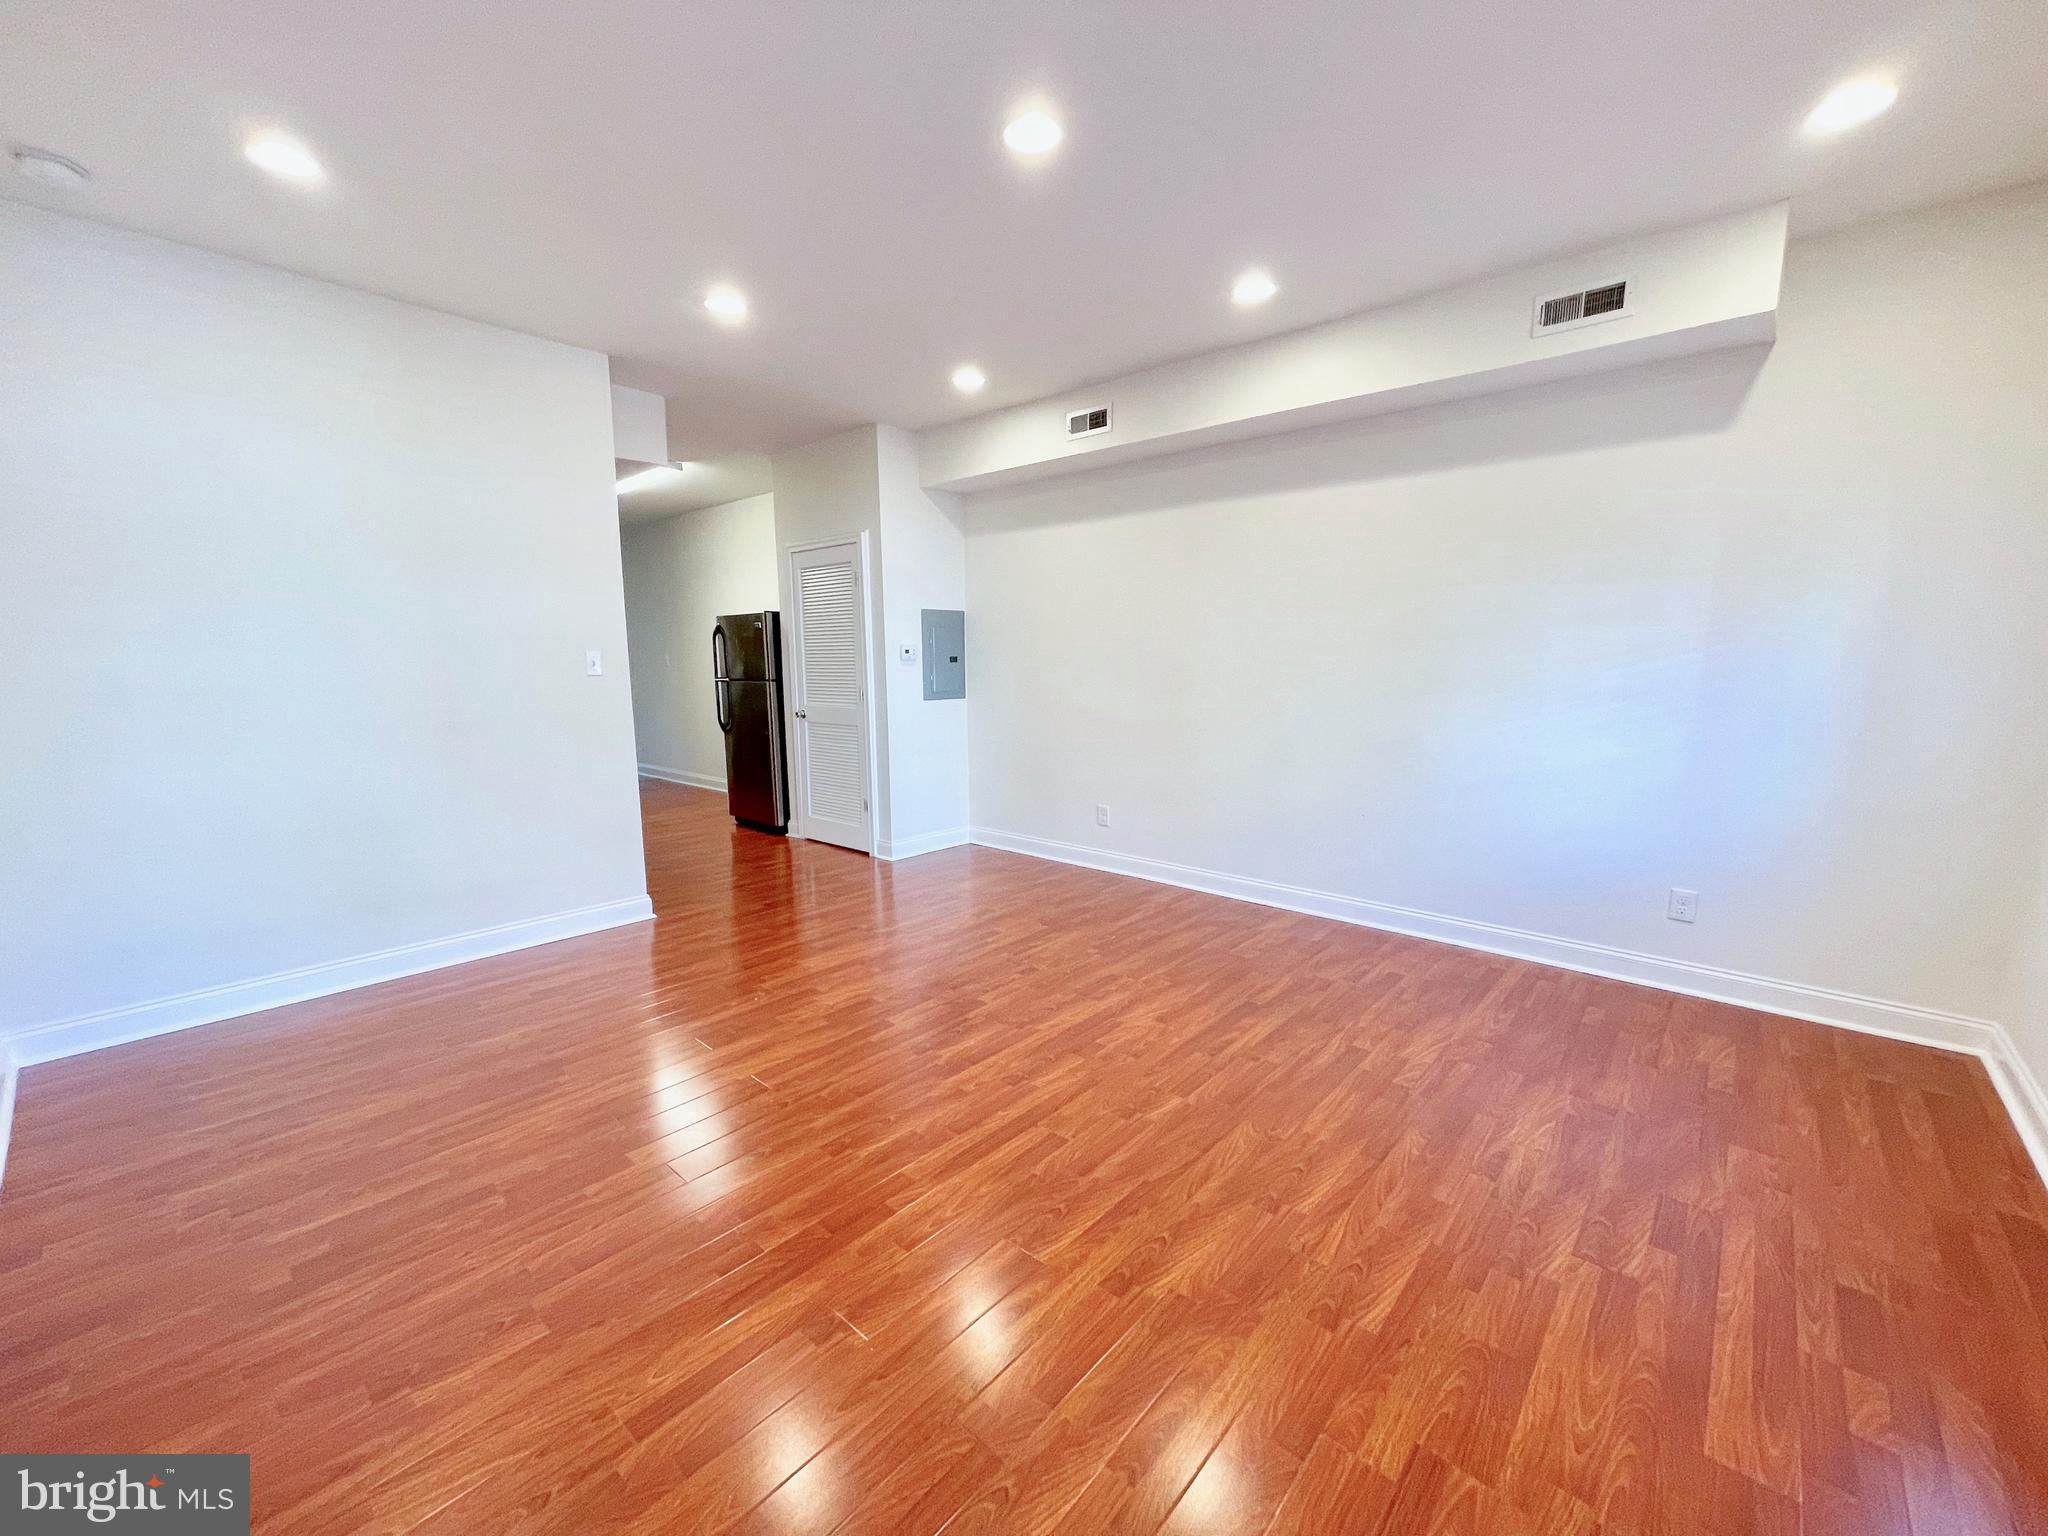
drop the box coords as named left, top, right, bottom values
left=715, top=612, right=779, bottom=682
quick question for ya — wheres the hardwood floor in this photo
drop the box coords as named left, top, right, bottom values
left=4, top=778, right=2047, bottom=1533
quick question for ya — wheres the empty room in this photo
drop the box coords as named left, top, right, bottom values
left=4, top=2, right=2048, bottom=1532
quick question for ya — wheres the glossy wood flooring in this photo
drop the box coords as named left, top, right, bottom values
left=5, top=780, right=2048, bottom=1533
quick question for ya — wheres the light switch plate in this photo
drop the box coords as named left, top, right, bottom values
left=585, top=649, right=603, bottom=676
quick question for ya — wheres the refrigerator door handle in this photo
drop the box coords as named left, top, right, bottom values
left=712, top=625, right=733, bottom=731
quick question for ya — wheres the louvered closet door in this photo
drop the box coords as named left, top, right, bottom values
left=788, top=541, right=872, bottom=852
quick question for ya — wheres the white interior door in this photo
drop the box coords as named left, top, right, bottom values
left=787, top=540, right=873, bottom=852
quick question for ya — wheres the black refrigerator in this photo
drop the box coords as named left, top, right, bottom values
left=711, top=612, right=790, bottom=834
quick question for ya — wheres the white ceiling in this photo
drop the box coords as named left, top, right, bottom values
left=615, top=456, right=774, bottom=524
left=5, top=0, right=2045, bottom=458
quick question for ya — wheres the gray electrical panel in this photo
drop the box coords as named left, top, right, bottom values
left=921, top=609, right=965, bottom=700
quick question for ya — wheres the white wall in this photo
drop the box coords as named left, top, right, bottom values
left=964, top=181, right=2048, bottom=1031
left=770, top=426, right=891, bottom=845
left=0, top=202, right=649, bottom=1048
left=2008, top=810, right=2048, bottom=1113
left=610, top=384, right=670, bottom=464
left=620, top=494, right=779, bottom=786
left=767, top=426, right=972, bottom=858
left=875, top=426, right=969, bottom=855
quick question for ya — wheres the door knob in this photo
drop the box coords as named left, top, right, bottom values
left=794, top=708, right=807, bottom=719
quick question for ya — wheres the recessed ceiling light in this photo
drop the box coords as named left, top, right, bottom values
left=1002, top=110, right=1064, bottom=157
left=1232, top=270, right=1279, bottom=307
left=243, top=130, right=323, bottom=182
left=617, top=465, right=686, bottom=494
left=951, top=364, right=987, bottom=395
left=1803, top=77, right=1898, bottom=136
left=703, top=284, right=749, bottom=324
left=11, top=146, right=91, bottom=190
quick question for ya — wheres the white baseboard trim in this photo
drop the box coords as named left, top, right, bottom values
left=1, top=896, right=654, bottom=1078
left=0, top=1055, right=17, bottom=1196
left=0, top=893, right=649, bottom=1194
left=966, top=827, right=1995, bottom=1049
left=968, top=825, right=2048, bottom=1190
left=638, top=763, right=725, bottom=792
left=1986, top=1022, right=2048, bottom=1190
left=0, top=895, right=633, bottom=1191
left=879, top=827, right=971, bottom=862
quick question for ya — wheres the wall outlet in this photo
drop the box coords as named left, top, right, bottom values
left=585, top=649, right=604, bottom=677
left=1095, top=804, right=1111, bottom=828
left=1667, top=887, right=1698, bottom=923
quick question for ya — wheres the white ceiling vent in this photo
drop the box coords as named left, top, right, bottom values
left=1066, top=404, right=1112, bottom=439
left=1532, top=278, right=1630, bottom=337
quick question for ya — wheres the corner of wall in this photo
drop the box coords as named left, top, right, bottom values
left=875, top=426, right=970, bottom=844
left=0, top=1044, right=18, bottom=1194
left=1995, top=803, right=2048, bottom=1184
left=767, top=424, right=971, bottom=852
left=1988, top=1023, right=2048, bottom=1195
left=769, top=427, right=893, bottom=847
